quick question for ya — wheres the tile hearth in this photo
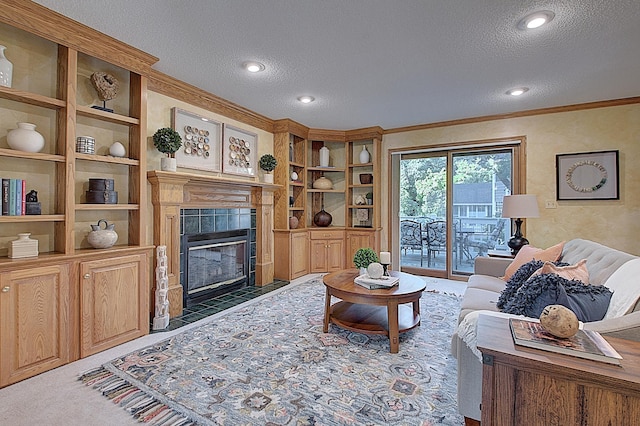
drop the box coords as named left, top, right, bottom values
left=152, top=279, right=291, bottom=332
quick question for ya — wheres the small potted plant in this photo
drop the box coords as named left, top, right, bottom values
left=353, top=247, right=379, bottom=275
left=365, top=192, right=373, bottom=205
left=152, top=127, right=182, bottom=171
left=259, top=153, right=278, bottom=183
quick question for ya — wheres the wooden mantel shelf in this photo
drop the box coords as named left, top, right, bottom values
left=147, top=170, right=281, bottom=192
left=147, top=170, right=279, bottom=317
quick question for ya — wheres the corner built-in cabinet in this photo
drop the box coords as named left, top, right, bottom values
left=0, top=3, right=155, bottom=387
left=273, top=120, right=383, bottom=280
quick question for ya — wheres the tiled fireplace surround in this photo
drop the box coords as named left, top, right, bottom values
left=148, top=171, right=277, bottom=318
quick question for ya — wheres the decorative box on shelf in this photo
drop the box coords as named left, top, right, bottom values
left=85, top=178, right=118, bottom=204
left=8, top=233, right=38, bottom=259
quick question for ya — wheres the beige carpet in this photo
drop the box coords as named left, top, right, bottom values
left=0, top=274, right=465, bottom=425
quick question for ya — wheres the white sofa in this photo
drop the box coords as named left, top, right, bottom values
left=451, top=239, right=640, bottom=421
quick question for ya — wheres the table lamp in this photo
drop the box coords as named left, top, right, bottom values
left=502, top=194, right=540, bottom=254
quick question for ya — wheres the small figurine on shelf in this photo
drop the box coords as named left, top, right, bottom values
left=90, top=71, right=119, bottom=113
left=25, top=189, right=41, bottom=215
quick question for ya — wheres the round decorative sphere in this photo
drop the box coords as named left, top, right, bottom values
left=291, top=171, right=298, bottom=181
left=109, top=141, right=126, bottom=157
left=7, top=122, right=45, bottom=153
left=289, top=216, right=299, bottom=229
left=367, top=262, right=384, bottom=279
left=539, top=305, right=579, bottom=338
left=312, top=176, right=333, bottom=189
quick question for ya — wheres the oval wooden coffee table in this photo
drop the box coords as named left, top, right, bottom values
left=322, top=269, right=426, bottom=353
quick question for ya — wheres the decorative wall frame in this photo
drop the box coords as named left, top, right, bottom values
left=223, top=124, right=257, bottom=177
left=556, top=150, right=619, bottom=200
left=172, top=107, right=222, bottom=172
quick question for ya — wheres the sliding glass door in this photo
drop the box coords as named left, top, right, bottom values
left=397, top=144, right=517, bottom=278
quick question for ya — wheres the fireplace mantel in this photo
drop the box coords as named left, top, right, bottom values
left=148, top=170, right=280, bottom=317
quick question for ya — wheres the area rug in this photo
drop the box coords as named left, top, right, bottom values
left=80, top=278, right=464, bottom=425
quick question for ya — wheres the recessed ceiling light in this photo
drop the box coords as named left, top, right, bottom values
left=297, top=95, right=315, bottom=104
left=243, top=61, right=265, bottom=73
left=506, top=87, right=529, bottom=96
left=517, top=10, right=555, bottom=30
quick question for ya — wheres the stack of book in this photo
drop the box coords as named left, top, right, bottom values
left=509, top=318, right=623, bottom=365
left=354, top=274, right=400, bottom=290
left=1, top=178, right=27, bottom=215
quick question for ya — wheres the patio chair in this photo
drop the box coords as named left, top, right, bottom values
left=425, top=220, right=447, bottom=268
left=466, top=218, right=507, bottom=257
left=400, top=220, right=424, bottom=266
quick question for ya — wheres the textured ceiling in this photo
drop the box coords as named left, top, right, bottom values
left=34, top=0, right=640, bottom=130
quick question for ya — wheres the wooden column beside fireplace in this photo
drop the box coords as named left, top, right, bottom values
left=148, top=170, right=279, bottom=317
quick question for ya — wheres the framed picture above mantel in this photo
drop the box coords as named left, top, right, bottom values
left=172, top=107, right=222, bottom=173
left=556, top=150, right=619, bottom=200
left=222, top=124, right=257, bottom=178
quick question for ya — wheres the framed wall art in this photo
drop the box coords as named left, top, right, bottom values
left=172, top=107, right=222, bottom=172
left=222, top=124, right=257, bottom=177
left=556, top=150, right=619, bottom=200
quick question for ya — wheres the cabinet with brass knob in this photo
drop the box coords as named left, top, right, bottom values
left=0, top=264, right=71, bottom=387
left=79, top=252, right=149, bottom=357
left=309, top=229, right=344, bottom=273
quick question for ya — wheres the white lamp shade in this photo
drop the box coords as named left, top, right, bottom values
left=502, top=194, right=540, bottom=218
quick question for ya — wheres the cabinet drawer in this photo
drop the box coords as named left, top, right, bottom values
left=309, top=229, right=344, bottom=240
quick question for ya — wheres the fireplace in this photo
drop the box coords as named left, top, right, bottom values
left=182, top=229, right=250, bottom=307
left=148, top=171, right=274, bottom=318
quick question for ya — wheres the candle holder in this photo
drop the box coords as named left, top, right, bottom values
left=381, top=263, right=390, bottom=276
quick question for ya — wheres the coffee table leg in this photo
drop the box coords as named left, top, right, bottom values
left=413, top=300, right=421, bottom=326
left=387, top=301, right=399, bottom=353
left=323, top=287, right=331, bottom=333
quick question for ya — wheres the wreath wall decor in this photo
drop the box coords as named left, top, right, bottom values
left=556, top=150, right=619, bottom=200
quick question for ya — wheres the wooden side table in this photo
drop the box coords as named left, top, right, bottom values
left=477, top=315, right=640, bottom=425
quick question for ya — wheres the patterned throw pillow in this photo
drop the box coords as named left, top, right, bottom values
left=501, top=241, right=565, bottom=281
left=528, top=259, right=590, bottom=284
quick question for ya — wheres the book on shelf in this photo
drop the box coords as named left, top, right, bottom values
left=354, top=274, right=399, bottom=290
left=509, top=318, right=623, bottom=365
left=1, top=179, right=8, bottom=215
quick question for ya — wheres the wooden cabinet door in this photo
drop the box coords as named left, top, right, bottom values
left=290, top=232, right=309, bottom=278
left=326, top=239, right=345, bottom=271
left=80, top=253, right=149, bottom=357
left=345, top=231, right=377, bottom=267
left=0, top=264, right=71, bottom=387
left=309, top=239, right=329, bottom=273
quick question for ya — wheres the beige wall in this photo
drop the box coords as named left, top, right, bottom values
left=382, top=103, right=640, bottom=255
left=145, top=91, right=274, bottom=244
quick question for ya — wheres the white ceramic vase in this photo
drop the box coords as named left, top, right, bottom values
left=263, top=172, right=274, bottom=184
left=7, top=122, right=45, bottom=153
left=160, top=157, right=177, bottom=172
left=359, top=145, right=370, bottom=164
left=0, top=45, right=12, bottom=88
left=319, top=146, right=330, bottom=167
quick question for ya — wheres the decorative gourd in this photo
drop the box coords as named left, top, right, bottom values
left=539, top=304, right=579, bottom=338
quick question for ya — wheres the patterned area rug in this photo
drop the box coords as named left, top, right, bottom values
left=80, top=278, right=463, bottom=425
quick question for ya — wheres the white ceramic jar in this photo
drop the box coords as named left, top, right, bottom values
left=7, top=122, right=45, bottom=153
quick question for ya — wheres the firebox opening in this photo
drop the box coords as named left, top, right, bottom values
left=182, top=229, right=250, bottom=307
